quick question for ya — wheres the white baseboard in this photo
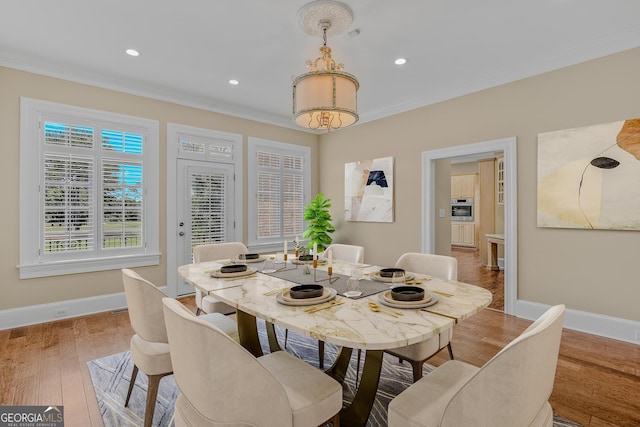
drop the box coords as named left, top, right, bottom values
left=2, top=294, right=639, bottom=345
left=0, top=286, right=168, bottom=330
left=516, top=299, right=640, bottom=345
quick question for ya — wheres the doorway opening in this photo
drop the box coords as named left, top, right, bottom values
left=449, top=153, right=504, bottom=311
left=421, top=137, right=517, bottom=315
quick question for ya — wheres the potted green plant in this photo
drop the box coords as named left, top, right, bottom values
left=302, top=193, right=335, bottom=252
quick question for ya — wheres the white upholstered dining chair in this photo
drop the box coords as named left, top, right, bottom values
left=388, top=304, right=565, bottom=427
left=192, top=242, right=249, bottom=315
left=386, top=252, right=458, bottom=382
left=322, top=243, right=365, bottom=265
left=122, top=269, right=238, bottom=427
left=162, top=297, right=343, bottom=427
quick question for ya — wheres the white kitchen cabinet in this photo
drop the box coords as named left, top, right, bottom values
left=451, top=223, right=475, bottom=247
left=451, top=174, right=476, bottom=198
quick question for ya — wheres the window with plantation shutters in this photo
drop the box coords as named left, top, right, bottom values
left=248, top=138, right=310, bottom=248
left=20, top=98, right=160, bottom=278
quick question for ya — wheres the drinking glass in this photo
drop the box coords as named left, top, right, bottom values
left=344, top=278, right=362, bottom=298
left=350, top=266, right=364, bottom=280
left=262, top=257, right=276, bottom=273
left=391, top=271, right=406, bottom=287
left=237, top=253, right=247, bottom=266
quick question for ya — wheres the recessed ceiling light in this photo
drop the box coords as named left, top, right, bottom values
left=395, top=58, right=408, bottom=65
left=126, top=49, right=140, bottom=57
left=229, top=79, right=239, bottom=85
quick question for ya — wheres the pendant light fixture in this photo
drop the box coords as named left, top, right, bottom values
left=292, top=0, right=359, bottom=131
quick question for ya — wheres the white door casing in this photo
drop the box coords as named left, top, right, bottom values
left=166, top=124, right=242, bottom=297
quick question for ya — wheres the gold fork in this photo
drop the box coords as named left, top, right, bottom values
left=368, top=302, right=403, bottom=317
left=263, top=287, right=289, bottom=296
left=304, top=300, right=343, bottom=313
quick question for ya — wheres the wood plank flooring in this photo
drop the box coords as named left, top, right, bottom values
left=451, top=246, right=504, bottom=310
left=1, top=274, right=638, bottom=426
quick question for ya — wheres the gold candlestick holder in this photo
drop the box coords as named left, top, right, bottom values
left=314, top=263, right=338, bottom=284
left=275, top=253, right=297, bottom=272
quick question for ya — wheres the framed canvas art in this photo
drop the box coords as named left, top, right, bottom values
left=537, top=118, right=640, bottom=230
left=345, top=156, right=394, bottom=222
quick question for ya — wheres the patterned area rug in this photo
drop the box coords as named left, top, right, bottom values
left=87, top=320, right=582, bottom=426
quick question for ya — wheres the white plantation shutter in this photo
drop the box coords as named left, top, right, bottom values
left=190, top=170, right=227, bottom=248
left=43, top=153, right=94, bottom=253
left=248, top=138, right=310, bottom=247
left=257, top=152, right=281, bottom=239
left=101, top=160, right=143, bottom=249
left=282, top=154, right=304, bottom=236
left=19, top=98, right=159, bottom=278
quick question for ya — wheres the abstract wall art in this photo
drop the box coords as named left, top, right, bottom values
left=345, top=156, right=394, bottom=222
left=537, top=118, right=640, bottom=230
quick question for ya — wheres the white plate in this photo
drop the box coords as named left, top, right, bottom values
left=370, top=271, right=415, bottom=283
left=210, top=266, right=257, bottom=278
left=377, top=290, right=439, bottom=309
left=276, top=288, right=337, bottom=306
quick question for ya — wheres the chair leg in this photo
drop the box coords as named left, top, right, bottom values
left=320, top=412, right=340, bottom=427
left=144, top=373, right=169, bottom=427
left=411, top=360, right=424, bottom=382
left=318, top=340, right=325, bottom=369
left=355, top=349, right=362, bottom=385
left=124, top=364, right=139, bottom=407
left=447, top=342, right=454, bottom=359
left=284, top=329, right=289, bottom=349
left=195, top=307, right=202, bottom=316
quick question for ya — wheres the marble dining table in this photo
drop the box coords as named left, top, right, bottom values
left=178, top=257, right=492, bottom=427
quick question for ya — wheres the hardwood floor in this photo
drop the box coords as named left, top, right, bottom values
left=451, top=246, right=504, bottom=311
left=1, top=295, right=638, bottom=426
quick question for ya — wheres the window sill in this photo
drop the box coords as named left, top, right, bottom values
left=18, top=253, right=161, bottom=279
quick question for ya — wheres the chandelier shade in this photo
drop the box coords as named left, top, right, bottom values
left=292, top=69, right=359, bottom=130
left=292, top=0, right=359, bottom=131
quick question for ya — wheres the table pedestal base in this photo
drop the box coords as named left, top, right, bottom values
left=327, top=348, right=383, bottom=427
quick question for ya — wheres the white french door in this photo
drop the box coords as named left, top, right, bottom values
left=175, top=159, right=235, bottom=295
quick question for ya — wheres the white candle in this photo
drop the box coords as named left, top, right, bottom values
left=284, top=240, right=287, bottom=255
left=328, top=250, right=332, bottom=267
left=313, top=242, right=317, bottom=259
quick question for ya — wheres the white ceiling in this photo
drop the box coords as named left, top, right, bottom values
left=2, top=1, right=640, bottom=132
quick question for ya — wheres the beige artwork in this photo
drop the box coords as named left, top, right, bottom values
left=345, top=157, right=393, bottom=222
left=537, top=118, right=640, bottom=230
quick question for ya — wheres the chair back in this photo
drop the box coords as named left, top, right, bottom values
left=122, top=268, right=168, bottom=343
left=193, top=242, right=248, bottom=263
left=323, top=243, right=364, bottom=263
left=441, top=305, right=565, bottom=426
left=162, top=298, right=292, bottom=426
left=395, top=252, right=458, bottom=281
